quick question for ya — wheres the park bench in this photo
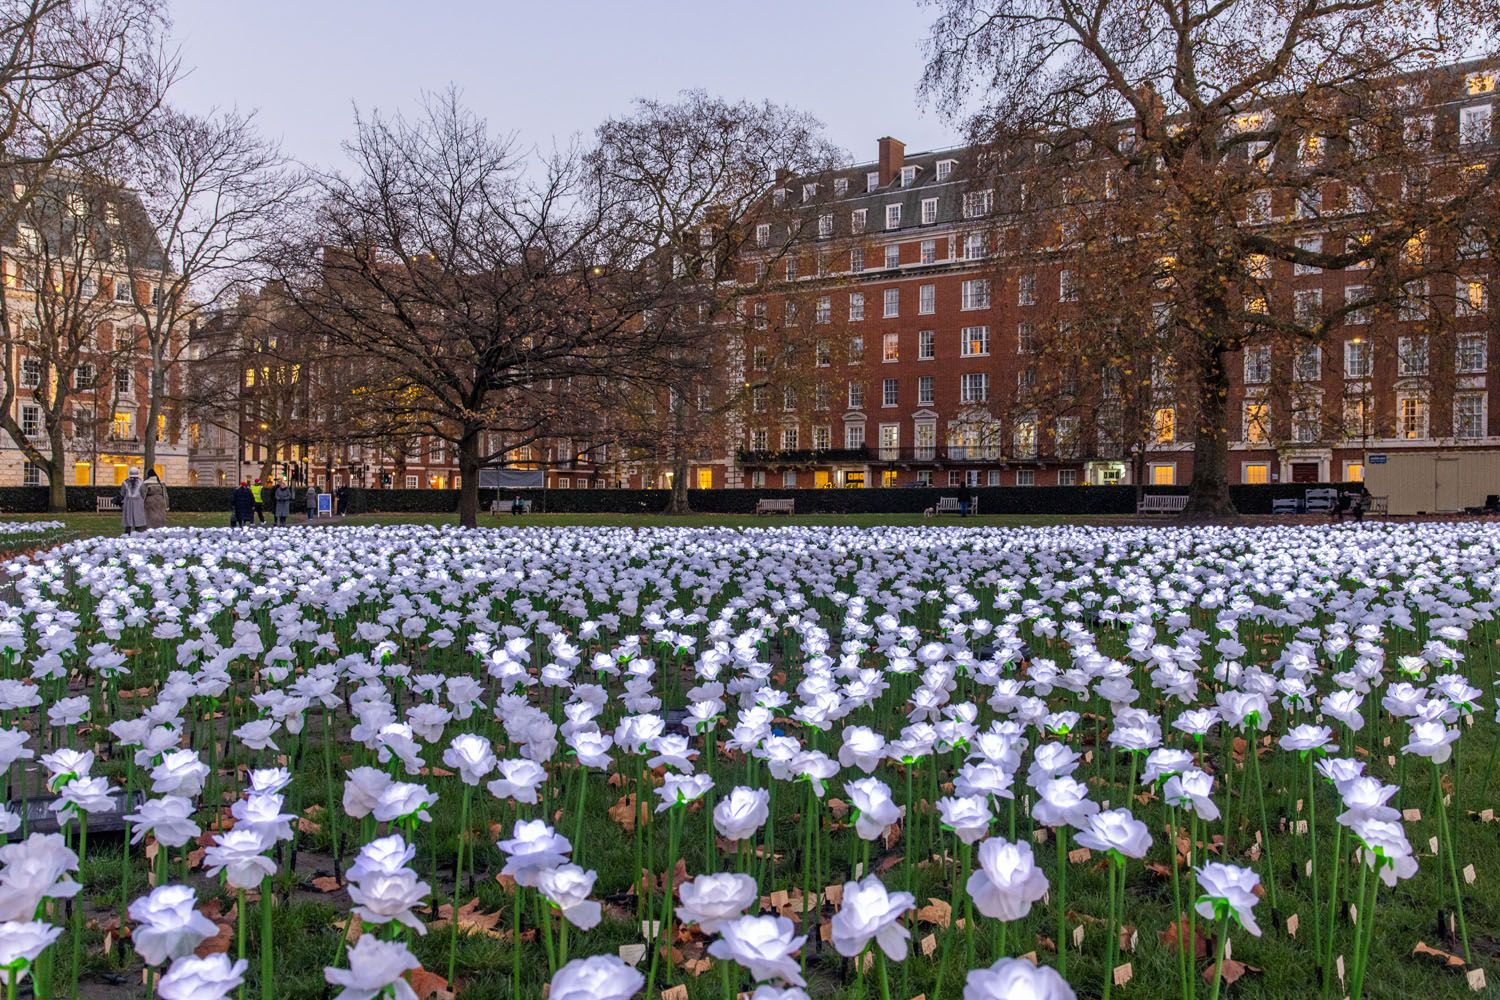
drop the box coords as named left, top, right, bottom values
left=1136, top=494, right=1188, bottom=515
left=754, top=498, right=795, bottom=515
left=1304, top=487, right=1339, bottom=513
left=488, top=498, right=533, bottom=515
left=1271, top=498, right=1302, bottom=515
left=95, top=495, right=121, bottom=513
left=1367, top=496, right=1389, bottom=516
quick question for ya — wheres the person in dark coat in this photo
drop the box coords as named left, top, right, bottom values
left=272, top=479, right=293, bottom=525
left=231, top=482, right=254, bottom=527
left=305, top=485, right=318, bottom=520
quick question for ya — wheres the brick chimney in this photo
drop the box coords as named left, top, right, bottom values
left=877, top=136, right=905, bottom=186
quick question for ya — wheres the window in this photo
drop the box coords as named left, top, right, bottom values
left=1399, top=280, right=1427, bottom=321
left=885, top=204, right=901, bottom=229
left=1294, top=288, right=1322, bottom=324
left=73, top=363, right=94, bottom=390
left=1012, top=413, right=1037, bottom=458
left=753, top=302, right=768, bottom=329
left=751, top=470, right=766, bottom=487
left=1398, top=336, right=1428, bottom=376
left=1294, top=236, right=1323, bottom=274
left=1398, top=396, right=1428, bottom=439
left=781, top=427, right=799, bottom=449
left=1243, top=345, right=1271, bottom=383
left=1153, top=406, right=1176, bottom=444
left=818, top=214, right=833, bottom=238
left=1460, top=103, right=1493, bottom=145
left=80, top=277, right=96, bottom=299
left=1243, top=463, right=1270, bottom=484
left=812, top=425, right=831, bottom=450
left=882, top=333, right=899, bottom=362
left=851, top=209, right=867, bottom=235
left=848, top=293, right=865, bottom=322
left=1243, top=401, right=1270, bottom=443
left=1456, top=393, right=1486, bottom=439
left=1292, top=405, right=1320, bottom=443
left=900, top=165, right=918, bottom=187
left=917, top=375, right=934, bottom=405
left=1058, top=270, right=1077, bottom=302
left=834, top=178, right=848, bottom=197
left=1468, top=72, right=1497, bottom=95
left=815, top=297, right=831, bottom=324
left=782, top=386, right=797, bottom=412
left=114, top=280, right=132, bottom=303
left=935, top=159, right=955, bottom=181
left=1345, top=285, right=1372, bottom=325
left=866, top=172, right=879, bottom=193
left=111, top=410, right=131, bottom=439
left=784, top=300, right=798, bottom=324
left=815, top=341, right=831, bottom=367
left=948, top=470, right=962, bottom=486
left=1405, top=114, right=1434, bottom=148
left=751, top=386, right=768, bottom=412
left=782, top=471, right=798, bottom=488
left=750, top=429, right=768, bottom=451
left=753, top=345, right=769, bottom=371
left=20, top=404, right=41, bottom=437
left=960, top=325, right=989, bottom=357
left=960, top=372, right=989, bottom=403
left=22, top=461, right=41, bottom=486
left=1055, top=415, right=1079, bottom=457
left=918, top=284, right=935, bottom=314
left=963, top=232, right=987, bottom=260
left=1294, top=345, right=1321, bottom=381
left=920, top=198, right=938, bottom=224
left=1344, top=339, right=1373, bottom=378
left=849, top=335, right=864, bottom=362
left=847, top=381, right=864, bottom=409
left=1151, top=464, right=1177, bottom=486
left=1343, top=396, right=1371, bottom=438
left=1058, top=468, right=1077, bottom=486
left=814, top=383, right=831, bottom=410
left=884, top=243, right=900, bottom=269
left=914, top=421, right=936, bottom=459
left=802, top=183, right=818, bottom=202
left=850, top=247, right=865, bottom=273
left=1459, top=227, right=1488, bottom=260
left=1017, top=367, right=1035, bottom=390
left=1018, top=274, right=1036, bottom=305
left=881, top=379, right=898, bottom=407
left=845, top=423, right=865, bottom=449
left=883, top=288, right=899, bottom=318
left=961, top=279, right=991, bottom=311
left=1458, top=276, right=1488, bottom=316
left=115, top=368, right=131, bottom=395
left=1246, top=191, right=1272, bottom=224
left=1457, top=333, right=1488, bottom=373
left=962, top=189, right=993, bottom=218
left=920, top=239, right=937, bottom=264
left=1015, top=322, right=1036, bottom=355
left=918, top=330, right=935, bottom=360
left=19, top=357, right=41, bottom=389
left=1016, top=469, right=1035, bottom=486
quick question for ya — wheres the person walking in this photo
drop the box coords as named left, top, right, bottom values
left=231, top=481, right=254, bottom=527
left=272, top=479, right=293, bottom=526
left=117, top=468, right=147, bottom=534
left=250, top=479, right=266, bottom=523
left=305, top=485, right=318, bottom=521
left=142, top=471, right=169, bottom=529
left=335, top=484, right=349, bottom=516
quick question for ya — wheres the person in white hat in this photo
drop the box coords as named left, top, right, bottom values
left=117, top=467, right=147, bottom=533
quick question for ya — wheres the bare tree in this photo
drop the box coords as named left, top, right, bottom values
left=277, top=90, right=673, bottom=527
left=589, top=92, right=846, bottom=510
left=924, top=0, right=1500, bottom=512
left=0, top=0, right=172, bottom=232
left=110, top=106, right=301, bottom=475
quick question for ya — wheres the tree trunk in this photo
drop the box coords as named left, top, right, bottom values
left=47, top=432, right=65, bottom=513
left=667, top=452, right=691, bottom=514
left=457, top=428, right=480, bottom=529
left=143, top=350, right=163, bottom=477
left=1184, top=346, right=1238, bottom=516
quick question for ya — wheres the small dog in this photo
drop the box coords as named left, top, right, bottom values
left=922, top=506, right=935, bottom=519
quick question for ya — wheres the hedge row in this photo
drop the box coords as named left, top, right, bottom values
left=0, top=482, right=1357, bottom=517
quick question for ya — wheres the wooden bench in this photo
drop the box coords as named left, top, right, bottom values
left=754, top=498, right=795, bottom=515
left=1271, top=498, right=1302, bottom=515
left=936, top=497, right=961, bottom=514
left=95, top=496, right=121, bottom=513
left=1367, top=495, right=1389, bottom=516
left=489, top=498, right=533, bottom=515
left=1136, top=494, right=1188, bottom=515
left=1304, top=487, right=1339, bottom=513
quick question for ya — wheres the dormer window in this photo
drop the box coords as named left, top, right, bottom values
left=833, top=178, right=848, bottom=197
left=801, top=183, right=818, bottom=202
left=772, top=188, right=787, bottom=207
left=899, top=165, right=918, bottom=187
left=935, top=159, right=956, bottom=181
left=866, top=171, right=880, bottom=192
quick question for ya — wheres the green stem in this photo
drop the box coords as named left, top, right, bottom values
left=1056, top=825, right=1069, bottom=978
left=260, top=878, right=273, bottom=1000
left=1207, top=914, right=1231, bottom=1000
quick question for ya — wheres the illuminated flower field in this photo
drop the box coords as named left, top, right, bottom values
left=0, top=523, right=1495, bottom=999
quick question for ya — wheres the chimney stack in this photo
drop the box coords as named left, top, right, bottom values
left=877, top=136, right=905, bottom=186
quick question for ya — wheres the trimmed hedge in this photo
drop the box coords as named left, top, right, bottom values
left=2, top=482, right=1357, bottom=517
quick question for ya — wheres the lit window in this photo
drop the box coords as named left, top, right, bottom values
left=1153, top=407, right=1175, bottom=444
left=1243, top=401, right=1270, bottom=443
left=960, top=325, right=989, bottom=357
left=882, top=333, right=899, bottom=362
left=1151, top=464, right=1176, bottom=485
left=1243, top=463, right=1270, bottom=484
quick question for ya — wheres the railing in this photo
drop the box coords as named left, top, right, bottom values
left=736, top=446, right=869, bottom=465
left=738, top=444, right=1095, bottom=466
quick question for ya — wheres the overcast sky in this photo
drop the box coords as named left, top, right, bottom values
left=167, top=1, right=958, bottom=173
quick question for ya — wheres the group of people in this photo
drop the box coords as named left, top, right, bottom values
left=116, top=467, right=168, bottom=533
left=231, top=479, right=320, bottom=527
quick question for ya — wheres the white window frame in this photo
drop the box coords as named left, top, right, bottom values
left=918, top=284, right=935, bottom=315
left=920, top=197, right=939, bottom=224
left=918, top=330, right=935, bottom=361
left=961, top=279, right=991, bottom=311
left=884, top=204, right=901, bottom=230
left=882, top=288, right=899, bottom=318
left=960, top=325, right=990, bottom=358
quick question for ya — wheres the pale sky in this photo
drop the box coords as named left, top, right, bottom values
left=167, top=1, right=958, bottom=172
